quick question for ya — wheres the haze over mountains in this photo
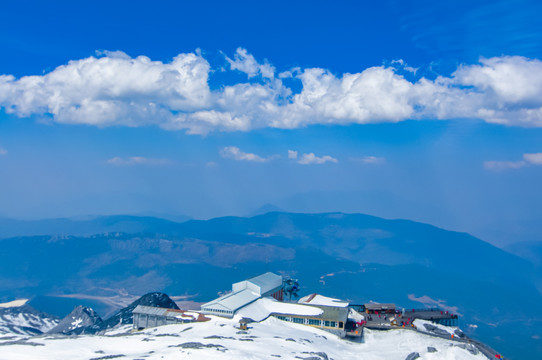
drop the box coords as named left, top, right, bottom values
left=0, top=211, right=540, bottom=359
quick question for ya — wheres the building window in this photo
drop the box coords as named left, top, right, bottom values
left=339, top=321, right=344, bottom=328
left=330, top=321, right=336, bottom=328
left=293, top=317, right=304, bottom=324
left=308, top=319, right=320, bottom=326
left=324, top=321, right=330, bottom=327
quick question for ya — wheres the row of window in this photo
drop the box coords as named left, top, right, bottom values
left=204, top=308, right=233, bottom=315
left=275, top=315, right=343, bottom=329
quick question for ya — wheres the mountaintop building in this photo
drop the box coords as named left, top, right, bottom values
left=200, top=272, right=283, bottom=318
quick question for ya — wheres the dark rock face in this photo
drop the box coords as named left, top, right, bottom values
left=79, top=292, right=178, bottom=334
left=405, top=352, right=420, bottom=360
left=0, top=305, right=59, bottom=336
left=48, top=306, right=102, bottom=334
left=454, top=328, right=465, bottom=338
left=423, top=323, right=449, bottom=337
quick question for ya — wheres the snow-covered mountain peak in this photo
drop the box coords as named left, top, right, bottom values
left=48, top=305, right=103, bottom=334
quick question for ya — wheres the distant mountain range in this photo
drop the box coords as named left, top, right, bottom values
left=0, top=211, right=540, bottom=359
left=0, top=214, right=190, bottom=239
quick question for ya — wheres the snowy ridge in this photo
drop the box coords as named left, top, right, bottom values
left=0, top=315, right=487, bottom=360
left=0, top=305, right=58, bottom=336
left=298, top=293, right=349, bottom=307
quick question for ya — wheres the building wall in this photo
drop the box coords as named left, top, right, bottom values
left=200, top=307, right=234, bottom=318
left=133, top=313, right=194, bottom=329
left=269, top=288, right=283, bottom=301
left=273, top=314, right=346, bottom=337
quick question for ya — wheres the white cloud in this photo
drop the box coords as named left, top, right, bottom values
left=484, top=152, right=542, bottom=170
left=523, top=152, right=542, bottom=165
left=287, top=150, right=298, bottom=159
left=453, top=56, right=542, bottom=105
left=225, top=48, right=275, bottom=79
left=297, top=152, right=338, bottom=165
left=220, top=146, right=274, bottom=162
left=483, top=160, right=526, bottom=170
left=350, top=156, right=385, bottom=164
left=1, top=51, right=542, bottom=133
left=0, top=148, right=7, bottom=155
left=0, top=50, right=211, bottom=129
left=106, top=156, right=170, bottom=166
left=391, top=59, right=418, bottom=74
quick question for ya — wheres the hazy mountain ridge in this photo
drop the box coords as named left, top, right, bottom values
left=0, top=214, right=190, bottom=239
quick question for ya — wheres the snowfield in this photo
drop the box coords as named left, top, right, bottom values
left=0, top=315, right=487, bottom=360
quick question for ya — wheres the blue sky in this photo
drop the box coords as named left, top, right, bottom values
left=1, top=0, right=541, bottom=247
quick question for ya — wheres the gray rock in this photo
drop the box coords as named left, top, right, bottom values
left=405, top=352, right=420, bottom=360
left=427, top=346, right=437, bottom=353
left=169, top=342, right=226, bottom=351
left=301, top=352, right=329, bottom=360
left=89, top=355, right=125, bottom=360
left=454, top=329, right=465, bottom=337
left=423, top=323, right=449, bottom=336
left=204, top=335, right=234, bottom=340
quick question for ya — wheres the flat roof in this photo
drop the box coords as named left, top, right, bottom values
left=365, top=303, right=396, bottom=310
left=133, top=305, right=186, bottom=316
left=202, top=289, right=261, bottom=312
left=245, top=272, right=283, bottom=294
left=274, top=304, right=349, bottom=322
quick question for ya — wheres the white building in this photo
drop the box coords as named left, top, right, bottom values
left=200, top=272, right=284, bottom=318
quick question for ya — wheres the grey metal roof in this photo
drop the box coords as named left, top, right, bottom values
left=133, top=305, right=169, bottom=316
left=313, top=305, right=349, bottom=322
left=246, top=272, right=282, bottom=294
left=133, top=305, right=189, bottom=317
left=365, top=303, right=396, bottom=310
left=201, top=289, right=260, bottom=312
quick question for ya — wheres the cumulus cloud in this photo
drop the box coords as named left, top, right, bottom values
left=1, top=51, right=542, bottom=133
left=0, top=50, right=211, bottom=129
left=297, top=152, right=338, bottom=165
left=106, top=156, right=171, bottom=166
left=226, top=48, right=275, bottom=79
left=484, top=152, right=542, bottom=170
left=220, top=146, right=275, bottom=162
